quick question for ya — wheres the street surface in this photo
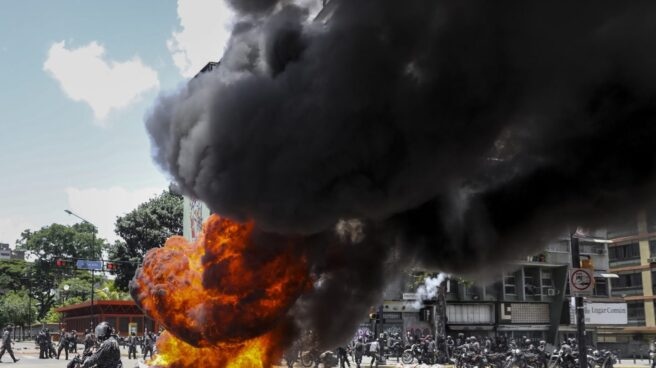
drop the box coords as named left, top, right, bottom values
left=2, top=342, right=651, bottom=368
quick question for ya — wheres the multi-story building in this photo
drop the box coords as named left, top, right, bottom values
left=0, top=243, right=25, bottom=260
left=605, top=210, right=656, bottom=354
left=380, top=234, right=628, bottom=349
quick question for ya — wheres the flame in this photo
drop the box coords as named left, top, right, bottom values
left=131, top=215, right=312, bottom=367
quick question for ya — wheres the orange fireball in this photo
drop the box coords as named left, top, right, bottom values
left=131, top=215, right=312, bottom=367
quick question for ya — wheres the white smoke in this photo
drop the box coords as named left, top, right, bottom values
left=412, top=273, right=448, bottom=309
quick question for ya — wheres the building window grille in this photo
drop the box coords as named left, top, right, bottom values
left=609, top=243, right=640, bottom=261
left=504, top=274, right=516, bottom=295
left=611, top=272, right=642, bottom=289
left=627, top=302, right=645, bottom=326
left=593, top=277, right=608, bottom=296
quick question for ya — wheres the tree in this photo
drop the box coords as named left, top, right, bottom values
left=0, top=291, right=35, bottom=329
left=109, top=188, right=183, bottom=290
left=17, top=222, right=107, bottom=319
left=0, top=259, right=29, bottom=294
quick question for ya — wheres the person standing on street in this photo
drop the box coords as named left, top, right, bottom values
left=369, top=338, right=380, bottom=368
left=354, top=337, right=364, bottom=368
left=37, top=329, right=48, bottom=359
left=83, top=328, right=95, bottom=355
left=68, top=330, right=78, bottom=354
left=337, top=345, right=351, bottom=368
left=143, top=331, right=155, bottom=360
left=57, top=328, right=69, bottom=360
left=0, top=326, right=19, bottom=363
left=127, top=332, right=138, bottom=360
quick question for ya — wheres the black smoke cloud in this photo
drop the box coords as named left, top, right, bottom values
left=145, top=0, right=656, bottom=346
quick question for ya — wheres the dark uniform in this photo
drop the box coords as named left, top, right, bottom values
left=57, top=329, right=69, bottom=360
left=69, top=330, right=78, bottom=354
left=337, top=346, right=351, bottom=368
left=354, top=338, right=364, bottom=368
left=83, top=330, right=95, bottom=355
left=37, top=330, right=48, bottom=359
left=0, top=328, right=19, bottom=363
left=143, top=332, right=155, bottom=360
left=82, top=322, right=122, bottom=368
left=45, top=329, right=57, bottom=358
left=127, top=333, right=138, bottom=359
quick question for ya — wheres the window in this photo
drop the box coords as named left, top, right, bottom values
left=594, top=277, right=608, bottom=296
left=447, top=279, right=457, bottom=294
left=541, top=270, right=554, bottom=296
left=627, top=302, right=645, bottom=325
left=579, top=242, right=605, bottom=255
left=612, top=272, right=642, bottom=289
left=609, top=243, right=640, bottom=261
left=504, top=274, right=516, bottom=295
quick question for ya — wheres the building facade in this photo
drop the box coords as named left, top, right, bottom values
left=605, top=210, right=656, bottom=355
left=56, top=300, right=162, bottom=337
left=0, top=243, right=25, bottom=260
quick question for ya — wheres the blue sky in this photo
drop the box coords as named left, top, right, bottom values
left=0, top=0, right=234, bottom=244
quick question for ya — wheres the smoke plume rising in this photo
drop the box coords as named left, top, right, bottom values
left=144, top=0, right=656, bottom=349
left=412, top=273, right=448, bottom=309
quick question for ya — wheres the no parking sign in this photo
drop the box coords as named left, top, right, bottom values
left=569, top=268, right=594, bottom=295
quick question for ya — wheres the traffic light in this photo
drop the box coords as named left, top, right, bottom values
left=55, top=259, right=72, bottom=268
left=580, top=258, right=593, bottom=270
left=369, top=312, right=379, bottom=320
left=105, top=262, right=118, bottom=271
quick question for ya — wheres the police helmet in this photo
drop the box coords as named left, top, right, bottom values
left=95, top=321, right=113, bottom=340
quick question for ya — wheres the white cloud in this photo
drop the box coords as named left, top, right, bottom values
left=167, top=0, right=235, bottom=77
left=0, top=216, right=35, bottom=246
left=65, top=186, right=164, bottom=243
left=44, top=41, right=160, bottom=121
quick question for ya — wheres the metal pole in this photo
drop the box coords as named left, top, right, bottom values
left=570, top=234, right=587, bottom=368
left=27, top=270, right=32, bottom=339
left=91, top=269, right=95, bottom=328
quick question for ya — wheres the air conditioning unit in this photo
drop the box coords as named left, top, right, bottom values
left=648, top=257, right=656, bottom=264
left=547, top=288, right=556, bottom=296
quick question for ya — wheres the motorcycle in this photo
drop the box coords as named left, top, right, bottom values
left=504, top=348, right=536, bottom=368
left=589, top=349, right=617, bottom=368
left=66, top=351, right=92, bottom=368
left=317, top=350, right=339, bottom=368
left=402, top=343, right=430, bottom=365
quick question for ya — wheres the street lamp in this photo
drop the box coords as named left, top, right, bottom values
left=64, top=209, right=99, bottom=328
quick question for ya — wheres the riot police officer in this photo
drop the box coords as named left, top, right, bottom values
left=57, top=328, right=69, bottom=360
left=37, top=329, right=48, bottom=359
left=143, top=331, right=155, bottom=360
left=83, top=329, right=95, bottom=355
left=353, top=337, right=364, bottom=368
left=81, top=321, right=122, bottom=368
left=127, top=332, right=138, bottom=359
left=0, top=326, right=19, bottom=363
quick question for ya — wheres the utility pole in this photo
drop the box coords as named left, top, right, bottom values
left=570, top=233, right=587, bottom=368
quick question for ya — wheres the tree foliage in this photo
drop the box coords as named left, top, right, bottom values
left=0, top=259, right=29, bottom=294
left=109, top=189, right=183, bottom=290
left=0, top=291, right=35, bottom=328
left=17, top=222, right=107, bottom=319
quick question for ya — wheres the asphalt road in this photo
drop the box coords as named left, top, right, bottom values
left=3, top=341, right=652, bottom=368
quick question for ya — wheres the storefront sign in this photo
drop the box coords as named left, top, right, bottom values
left=584, top=302, right=627, bottom=325
left=402, top=293, right=418, bottom=300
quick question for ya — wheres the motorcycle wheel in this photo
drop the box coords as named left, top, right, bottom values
left=401, top=350, right=414, bottom=364
left=301, top=352, right=315, bottom=367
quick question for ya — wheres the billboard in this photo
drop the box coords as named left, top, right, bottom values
left=571, top=302, right=627, bottom=325
left=584, top=302, right=627, bottom=325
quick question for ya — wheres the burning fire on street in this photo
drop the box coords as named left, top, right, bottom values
left=130, top=215, right=313, bottom=367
